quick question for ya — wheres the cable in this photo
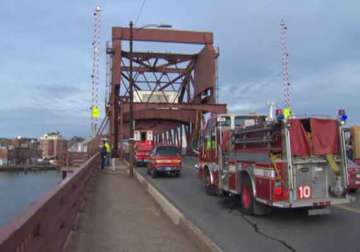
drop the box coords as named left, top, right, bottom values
left=135, top=0, right=147, bottom=25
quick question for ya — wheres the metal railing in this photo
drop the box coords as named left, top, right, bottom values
left=0, top=153, right=100, bottom=252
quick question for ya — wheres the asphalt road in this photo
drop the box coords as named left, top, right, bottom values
left=137, top=157, right=360, bottom=252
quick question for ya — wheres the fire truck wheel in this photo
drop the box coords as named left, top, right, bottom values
left=241, top=177, right=255, bottom=215
left=219, top=190, right=230, bottom=197
left=204, top=169, right=217, bottom=196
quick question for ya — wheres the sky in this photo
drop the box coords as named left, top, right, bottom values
left=0, top=1, right=359, bottom=138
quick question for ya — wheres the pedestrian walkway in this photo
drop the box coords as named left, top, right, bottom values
left=65, top=161, right=199, bottom=252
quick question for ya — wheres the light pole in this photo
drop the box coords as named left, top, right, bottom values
left=128, top=21, right=172, bottom=177
left=129, top=21, right=134, bottom=177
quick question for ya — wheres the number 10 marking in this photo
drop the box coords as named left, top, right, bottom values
left=298, top=185, right=311, bottom=199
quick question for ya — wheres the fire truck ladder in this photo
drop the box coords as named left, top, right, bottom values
left=233, top=125, right=275, bottom=147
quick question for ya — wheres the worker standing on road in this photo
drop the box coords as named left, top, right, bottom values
left=104, top=139, right=111, bottom=167
left=111, top=146, right=117, bottom=171
left=100, top=140, right=107, bottom=170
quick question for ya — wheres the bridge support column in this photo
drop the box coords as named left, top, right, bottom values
left=180, top=126, right=183, bottom=153
left=185, top=124, right=194, bottom=154
left=177, top=127, right=180, bottom=147
left=110, top=39, right=121, bottom=154
left=174, top=128, right=178, bottom=147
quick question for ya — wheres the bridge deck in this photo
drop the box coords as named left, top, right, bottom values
left=65, top=162, right=199, bottom=252
left=137, top=156, right=360, bottom=252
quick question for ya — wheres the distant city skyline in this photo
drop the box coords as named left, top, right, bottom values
left=0, top=1, right=359, bottom=138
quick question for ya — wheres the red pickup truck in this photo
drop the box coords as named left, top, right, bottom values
left=147, top=145, right=182, bottom=178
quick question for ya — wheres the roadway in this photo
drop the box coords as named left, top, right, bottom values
left=137, top=156, right=360, bottom=252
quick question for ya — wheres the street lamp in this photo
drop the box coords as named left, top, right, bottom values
left=128, top=21, right=172, bottom=177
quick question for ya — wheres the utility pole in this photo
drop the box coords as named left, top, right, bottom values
left=129, top=21, right=135, bottom=177
left=127, top=22, right=171, bottom=177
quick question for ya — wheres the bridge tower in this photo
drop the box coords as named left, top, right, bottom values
left=107, top=27, right=227, bottom=154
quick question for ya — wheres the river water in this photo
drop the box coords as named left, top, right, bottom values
left=0, top=171, right=62, bottom=227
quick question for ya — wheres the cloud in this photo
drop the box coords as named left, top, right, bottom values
left=0, top=107, right=89, bottom=138
left=35, top=84, right=83, bottom=98
left=0, top=0, right=360, bottom=137
left=220, top=58, right=360, bottom=125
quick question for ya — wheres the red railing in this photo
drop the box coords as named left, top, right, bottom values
left=0, top=153, right=100, bottom=252
left=57, top=136, right=101, bottom=168
left=64, top=152, right=89, bottom=168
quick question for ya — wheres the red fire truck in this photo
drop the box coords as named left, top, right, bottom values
left=197, top=112, right=352, bottom=215
left=134, top=130, right=154, bottom=166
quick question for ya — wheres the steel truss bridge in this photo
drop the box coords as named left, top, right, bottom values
left=107, top=27, right=227, bottom=152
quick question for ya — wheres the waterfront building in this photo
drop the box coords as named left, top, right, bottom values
left=39, top=132, right=68, bottom=165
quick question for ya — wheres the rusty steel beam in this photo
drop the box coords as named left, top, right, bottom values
left=122, top=51, right=196, bottom=61
left=112, top=27, right=213, bottom=45
left=121, top=103, right=227, bottom=114
left=122, top=66, right=186, bottom=74
left=110, top=40, right=121, bottom=150
left=180, top=126, right=183, bottom=149
left=158, top=72, right=187, bottom=91
left=120, top=120, right=183, bottom=137
left=122, top=109, right=197, bottom=123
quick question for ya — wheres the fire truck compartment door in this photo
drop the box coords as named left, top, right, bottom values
left=294, top=164, right=327, bottom=200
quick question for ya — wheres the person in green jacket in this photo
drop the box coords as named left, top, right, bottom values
left=104, top=140, right=111, bottom=167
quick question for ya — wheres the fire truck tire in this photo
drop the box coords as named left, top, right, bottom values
left=204, top=169, right=217, bottom=196
left=241, top=177, right=255, bottom=214
left=349, top=188, right=358, bottom=193
left=241, top=176, right=271, bottom=216
left=219, top=190, right=230, bottom=197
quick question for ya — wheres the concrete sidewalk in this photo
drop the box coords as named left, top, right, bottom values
left=65, top=162, right=199, bottom=252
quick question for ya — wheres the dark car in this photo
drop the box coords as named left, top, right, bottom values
left=147, top=145, right=182, bottom=178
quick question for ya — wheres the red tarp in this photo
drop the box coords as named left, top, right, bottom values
left=310, top=119, right=339, bottom=155
left=289, top=119, right=310, bottom=156
left=289, top=118, right=340, bottom=156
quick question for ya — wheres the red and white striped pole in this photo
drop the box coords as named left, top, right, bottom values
left=91, top=6, right=102, bottom=136
left=280, top=20, right=291, bottom=110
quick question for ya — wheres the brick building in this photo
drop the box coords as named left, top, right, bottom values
left=39, top=132, right=68, bottom=165
left=0, top=137, right=41, bottom=166
left=0, top=146, right=9, bottom=166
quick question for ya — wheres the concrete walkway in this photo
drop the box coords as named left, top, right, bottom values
left=65, top=162, right=199, bottom=252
